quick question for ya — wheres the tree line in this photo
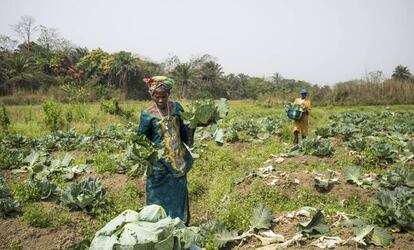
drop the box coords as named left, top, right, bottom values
left=1, top=16, right=413, bottom=105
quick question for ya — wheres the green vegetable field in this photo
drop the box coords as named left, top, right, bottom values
left=1, top=100, right=413, bottom=249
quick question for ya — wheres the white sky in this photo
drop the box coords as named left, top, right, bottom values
left=1, top=0, right=413, bottom=85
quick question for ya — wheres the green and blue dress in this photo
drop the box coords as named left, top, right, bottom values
left=137, top=101, right=193, bottom=224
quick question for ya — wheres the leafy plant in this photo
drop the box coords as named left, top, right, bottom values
left=0, top=103, right=10, bottom=133
left=201, top=220, right=239, bottom=248
left=61, top=83, right=90, bottom=103
left=119, top=134, right=160, bottom=176
left=61, top=177, right=107, bottom=213
left=180, top=98, right=228, bottom=128
left=0, top=177, right=20, bottom=217
left=0, top=199, right=20, bottom=217
left=366, top=141, right=398, bottom=165
left=11, top=181, right=41, bottom=203
left=373, top=187, right=414, bottom=232
left=314, top=172, right=338, bottom=192
left=42, top=99, right=65, bottom=132
left=0, top=147, right=25, bottom=170
left=23, top=203, right=50, bottom=227
left=249, top=203, right=272, bottom=229
left=347, top=138, right=367, bottom=151
left=314, top=127, right=336, bottom=138
left=289, top=137, right=335, bottom=157
left=100, top=98, right=132, bottom=119
left=338, top=126, right=357, bottom=141
left=0, top=177, right=11, bottom=198
left=343, top=166, right=372, bottom=188
left=11, top=179, right=57, bottom=203
left=353, top=224, right=394, bottom=247
left=379, top=167, right=414, bottom=190
left=90, top=205, right=205, bottom=249
left=298, top=210, right=330, bottom=239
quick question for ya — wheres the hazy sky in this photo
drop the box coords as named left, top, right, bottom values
left=1, top=0, right=413, bottom=85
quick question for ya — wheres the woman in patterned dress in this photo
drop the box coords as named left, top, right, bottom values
left=137, top=76, right=194, bottom=225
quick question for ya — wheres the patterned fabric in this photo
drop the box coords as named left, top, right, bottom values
left=293, top=97, right=311, bottom=136
left=144, top=76, right=175, bottom=96
left=137, top=102, right=193, bottom=224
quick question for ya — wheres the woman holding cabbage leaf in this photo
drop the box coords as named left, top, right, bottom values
left=137, top=76, right=195, bottom=225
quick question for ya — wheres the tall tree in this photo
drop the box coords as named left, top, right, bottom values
left=272, top=72, right=283, bottom=86
left=12, top=15, right=38, bottom=51
left=200, top=61, right=224, bottom=98
left=172, top=62, right=195, bottom=99
left=37, top=25, right=72, bottom=51
left=392, top=65, right=412, bottom=81
left=108, top=51, right=140, bottom=98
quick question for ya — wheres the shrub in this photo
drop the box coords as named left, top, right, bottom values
left=42, top=99, right=65, bottom=131
left=23, top=203, right=50, bottom=227
left=0, top=104, right=10, bottom=133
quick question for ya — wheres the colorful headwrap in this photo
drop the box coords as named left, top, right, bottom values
left=144, top=76, right=175, bottom=96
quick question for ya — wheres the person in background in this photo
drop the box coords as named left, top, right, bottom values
left=293, top=88, right=311, bottom=144
left=137, top=76, right=195, bottom=225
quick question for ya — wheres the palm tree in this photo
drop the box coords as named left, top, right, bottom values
left=392, top=65, right=411, bottom=81
left=109, top=51, right=140, bottom=98
left=172, top=62, right=195, bottom=99
left=200, top=61, right=224, bottom=98
left=10, top=55, right=30, bottom=77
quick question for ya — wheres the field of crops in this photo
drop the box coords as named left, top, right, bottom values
left=1, top=100, right=413, bottom=249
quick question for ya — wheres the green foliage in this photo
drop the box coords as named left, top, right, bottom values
left=353, top=225, right=394, bottom=247
left=0, top=147, right=25, bottom=170
left=180, top=99, right=228, bottom=128
left=61, top=83, right=90, bottom=103
left=90, top=206, right=205, bottom=249
left=379, top=167, right=414, bottom=190
left=298, top=210, right=330, bottom=239
left=343, top=166, right=372, bottom=188
left=0, top=199, right=20, bottom=217
left=0, top=104, right=10, bottom=133
left=4, top=72, right=58, bottom=93
left=120, top=134, right=159, bottom=176
left=289, top=137, right=335, bottom=157
left=371, top=187, right=414, bottom=232
left=0, top=177, right=20, bottom=217
left=93, top=152, right=117, bottom=173
left=201, top=220, right=238, bottom=248
left=76, top=48, right=110, bottom=81
left=338, top=126, right=357, bottom=141
left=0, top=177, right=11, bottom=198
left=314, top=127, right=336, bottom=138
left=249, top=203, right=272, bottom=229
left=42, top=99, right=65, bottom=131
left=11, top=181, right=41, bottom=203
left=347, top=138, right=367, bottom=151
left=366, top=141, right=398, bottom=165
left=100, top=98, right=132, bottom=119
left=23, top=203, right=50, bottom=227
left=61, top=177, right=107, bottom=213
left=392, top=64, right=412, bottom=81
left=11, top=179, right=57, bottom=203
left=106, top=183, right=143, bottom=213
